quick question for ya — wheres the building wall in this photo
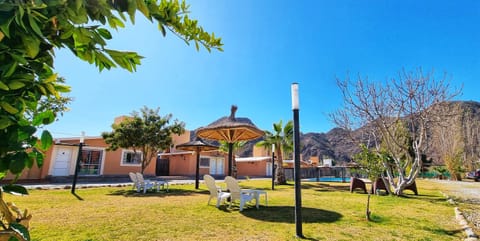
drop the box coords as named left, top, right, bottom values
left=166, top=151, right=227, bottom=176
left=237, top=161, right=267, bottom=177
left=168, top=153, right=196, bottom=176
left=43, top=137, right=158, bottom=178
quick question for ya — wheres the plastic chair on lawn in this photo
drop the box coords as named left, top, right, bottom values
left=225, top=176, right=266, bottom=211
left=204, top=174, right=231, bottom=208
left=135, top=172, right=159, bottom=194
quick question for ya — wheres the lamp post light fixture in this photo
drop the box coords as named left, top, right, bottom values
left=271, top=143, right=275, bottom=190
left=291, top=83, right=304, bottom=238
left=71, top=132, right=85, bottom=194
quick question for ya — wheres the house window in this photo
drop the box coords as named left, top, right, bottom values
left=121, top=150, right=142, bottom=166
left=200, top=157, right=210, bottom=167
left=79, top=149, right=103, bottom=175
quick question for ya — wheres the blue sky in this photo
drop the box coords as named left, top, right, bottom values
left=48, top=0, right=480, bottom=138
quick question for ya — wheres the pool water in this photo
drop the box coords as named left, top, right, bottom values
left=304, top=177, right=351, bottom=182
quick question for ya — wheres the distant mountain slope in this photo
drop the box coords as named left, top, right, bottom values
left=194, top=101, right=480, bottom=166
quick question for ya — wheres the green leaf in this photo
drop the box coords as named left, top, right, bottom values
left=97, top=28, right=112, bottom=40
left=32, top=110, right=55, bottom=126
left=2, top=184, right=29, bottom=196
left=43, top=73, right=57, bottom=83
left=54, top=84, right=71, bottom=93
left=127, top=0, right=137, bottom=23
left=28, top=14, right=43, bottom=37
left=8, top=53, right=27, bottom=64
left=8, top=80, right=25, bottom=90
left=0, top=15, right=14, bottom=38
left=0, top=117, right=13, bottom=129
left=36, top=151, right=44, bottom=168
left=22, top=34, right=40, bottom=58
left=3, top=62, right=18, bottom=78
left=159, top=24, right=166, bottom=37
left=0, top=81, right=9, bottom=91
left=0, top=101, right=19, bottom=114
left=26, top=152, right=36, bottom=168
left=17, top=125, right=36, bottom=141
left=40, top=130, right=53, bottom=150
left=9, top=223, right=31, bottom=241
left=136, top=0, right=150, bottom=17
left=75, top=0, right=83, bottom=10
left=9, top=153, right=26, bottom=174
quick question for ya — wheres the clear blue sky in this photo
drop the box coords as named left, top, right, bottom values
left=48, top=0, right=480, bottom=138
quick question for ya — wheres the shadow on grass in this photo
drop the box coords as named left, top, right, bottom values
left=107, top=188, right=208, bottom=198
left=422, top=226, right=463, bottom=237
left=239, top=206, right=342, bottom=224
left=71, top=192, right=84, bottom=200
left=396, top=193, right=449, bottom=204
left=311, top=183, right=351, bottom=193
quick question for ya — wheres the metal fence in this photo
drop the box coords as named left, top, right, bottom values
left=284, top=167, right=354, bottom=181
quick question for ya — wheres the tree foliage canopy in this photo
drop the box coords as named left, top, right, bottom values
left=256, top=120, right=293, bottom=184
left=0, top=0, right=222, bottom=179
left=102, top=106, right=185, bottom=173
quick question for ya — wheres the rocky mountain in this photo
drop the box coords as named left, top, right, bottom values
left=249, top=101, right=480, bottom=166
left=195, top=101, right=480, bottom=167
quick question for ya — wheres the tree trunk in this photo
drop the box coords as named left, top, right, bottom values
left=276, top=166, right=287, bottom=184
left=275, top=150, right=287, bottom=184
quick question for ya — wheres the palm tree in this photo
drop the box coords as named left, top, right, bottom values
left=219, top=140, right=246, bottom=178
left=256, top=120, right=293, bottom=185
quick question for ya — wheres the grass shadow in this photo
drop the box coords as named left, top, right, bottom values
left=71, top=192, right=84, bottom=200
left=398, top=193, right=449, bottom=204
left=422, top=226, right=463, bottom=236
left=107, top=188, right=207, bottom=198
left=313, top=183, right=351, bottom=193
left=240, top=206, right=342, bottom=224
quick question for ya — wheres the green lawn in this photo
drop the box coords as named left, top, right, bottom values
left=5, top=179, right=465, bottom=241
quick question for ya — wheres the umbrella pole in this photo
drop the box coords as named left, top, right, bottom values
left=228, top=143, right=233, bottom=177
left=195, top=150, right=200, bottom=189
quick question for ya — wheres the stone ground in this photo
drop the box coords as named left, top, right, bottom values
left=430, top=179, right=480, bottom=239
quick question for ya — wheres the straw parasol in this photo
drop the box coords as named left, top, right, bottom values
left=176, top=138, right=218, bottom=189
left=196, top=105, right=264, bottom=177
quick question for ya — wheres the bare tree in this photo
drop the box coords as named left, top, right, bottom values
left=331, top=68, right=461, bottom=195
left=462, top=107, right=480, bottom=171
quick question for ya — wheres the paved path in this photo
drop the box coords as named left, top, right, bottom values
left=22, top=179, right=197, bottom=190
left=429, top=179, right=480, bottom=201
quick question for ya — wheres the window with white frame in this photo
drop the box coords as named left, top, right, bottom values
left=121, top=150, right=142, bottom=166
left=200, top=157, right=210, bottom=167
left=79, top=149, right=103, bottom=175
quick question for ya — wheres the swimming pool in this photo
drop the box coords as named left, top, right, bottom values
left=304, top=177, right=351, bottom=182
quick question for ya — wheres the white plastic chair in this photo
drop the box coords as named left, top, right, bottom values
left=204, top=174, right=231, bottom=208
left=129, top=172, right=138, bottom=191
left=224, top=176, right=257, bottom=211
left=134, top=172, right=159, bottom=194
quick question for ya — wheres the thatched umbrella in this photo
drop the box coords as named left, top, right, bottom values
left=176, top=138, right=218, bottom=189
left=196, top=105, right=264, bottom=177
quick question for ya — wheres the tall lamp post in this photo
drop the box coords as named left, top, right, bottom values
left=271, top=144, right=275, bottom=190
left=71, top=132, right=85, bottom=194
left=291, top=83, right=303, bottom=238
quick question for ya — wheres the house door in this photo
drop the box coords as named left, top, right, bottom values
left=52, top=147, right=72, bottom=176
left=156, top=158, right=169, bottom=176
left=209, top=158, right=224, bottom=175
left=266, top=162, right=273, bottom=176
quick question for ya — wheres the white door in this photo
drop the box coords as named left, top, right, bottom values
left=266, top=162, right=273, bottom=176
left=209, top=157, right=224, bottom=175
left=52, top=147, right=72, bottom=176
